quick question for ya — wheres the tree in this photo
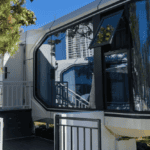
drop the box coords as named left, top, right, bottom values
left=0, top=0, right=37, bottom=74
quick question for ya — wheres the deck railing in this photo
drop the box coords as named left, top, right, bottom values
left=0, top=81, right=32, bottom=110
left=55, top=115, right=101, bottom=150
left=55, top=82, right=89, bottom=108
left=68, top=88, right=89, bottom=108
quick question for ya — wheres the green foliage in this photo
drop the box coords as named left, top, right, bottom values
left=0, top=0, right=37, bottom=57
left=96, top=24, right=114, bottom=44
left=75, top=61, right=94, bottom=79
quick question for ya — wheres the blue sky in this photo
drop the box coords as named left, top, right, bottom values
left=21, top=0, right=95, bottom=32
left=19, top=0, right=149, bottom=61
left=20, top=0, right=95, bottom=60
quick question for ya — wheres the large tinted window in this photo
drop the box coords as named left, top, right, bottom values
left=104, top=50, right=130, bottom=110
left=62, top=65, right=93, bottom=102
left=35, top=18, right=93, bottom=108
left=129, top=1, right=150, bottom=111
left=36, top=43, right=55, bottom=107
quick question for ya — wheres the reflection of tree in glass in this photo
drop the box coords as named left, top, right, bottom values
left=67, top=20, right=93, bottom=40
left=50, top=21, right=93, bottom=45
left=75, top=59, right=94, bottom=79
left=129, top=1, right=150, bottom=110
left=96, top=24, right=114, bottom=44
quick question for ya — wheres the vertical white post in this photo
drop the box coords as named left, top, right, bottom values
left=74, top=96, right=76, bottom=108
left=0, top=118, right=3, bottom=150
left=0, top=84, right=1, bottom=106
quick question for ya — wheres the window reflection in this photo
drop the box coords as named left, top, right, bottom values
left=89, top=10, right=123, bottom=48
left=105, top=51, right=130, bottom=110
left=36, top=44, right=54, bottom=106
left=129, top=1, right=150, bottom=111
left=35, top=19, right=93, bottom=108
left=62, top=65, right=92, bottom=106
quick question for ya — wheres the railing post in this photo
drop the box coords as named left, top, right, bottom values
left=55, top=114, right=59, bottom=150
left=98, top=119, right=101, bottom=150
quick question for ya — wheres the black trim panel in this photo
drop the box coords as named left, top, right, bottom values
left=105, top=113, right=150, bottom=119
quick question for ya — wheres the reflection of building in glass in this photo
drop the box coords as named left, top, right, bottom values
left=105, top=52, right=130, bottom=110
left=66, top=23, right=94, bottom=59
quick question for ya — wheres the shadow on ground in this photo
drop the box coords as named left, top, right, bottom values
left=3, top=136, right=54, bottom=150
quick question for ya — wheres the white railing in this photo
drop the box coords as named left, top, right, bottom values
left=0, top=81, right=32, bottom=110
left=59, top=83, right=90, bottom=108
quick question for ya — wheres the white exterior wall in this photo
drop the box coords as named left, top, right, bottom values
left=2, top=45, right=24, bottom=82
left=2, top=45, right=25, bottom=108
left=105, top=115, right=150, bottom=137
left=21, top=29, right=58, bottom=121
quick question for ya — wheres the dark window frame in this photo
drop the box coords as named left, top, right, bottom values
left=33, top=1, right=133, bottom=112
left=99, top=4, right=134, bottom=113
left=89, top=9, right=124, bottom=49
left=34, top=19, right=94, bottom=111
left=103, top=48, right=130, bottom=111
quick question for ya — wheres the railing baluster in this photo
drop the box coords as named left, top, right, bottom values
left=84, top=127, right=85, bottom=150
left=98, top=120, right=101, bottom=150
left=71, top=126, right=72, bottom=150
left=90, top=128, right=92, bottom=150
left=77, top=127, right=79, bottom=150
left=63, top=126, right=65, bottom=150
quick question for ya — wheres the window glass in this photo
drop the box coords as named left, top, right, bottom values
left=89, top=10, right=123, bottom=48
left=35, top=19, right=93, bottom=108
left=36, top=42, right=54, bottom=106
left=105, top=51, right=130, bottom=110
left=129, top=1, right=150, bottom=111
left=62, top=65, right=93, bottom=105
